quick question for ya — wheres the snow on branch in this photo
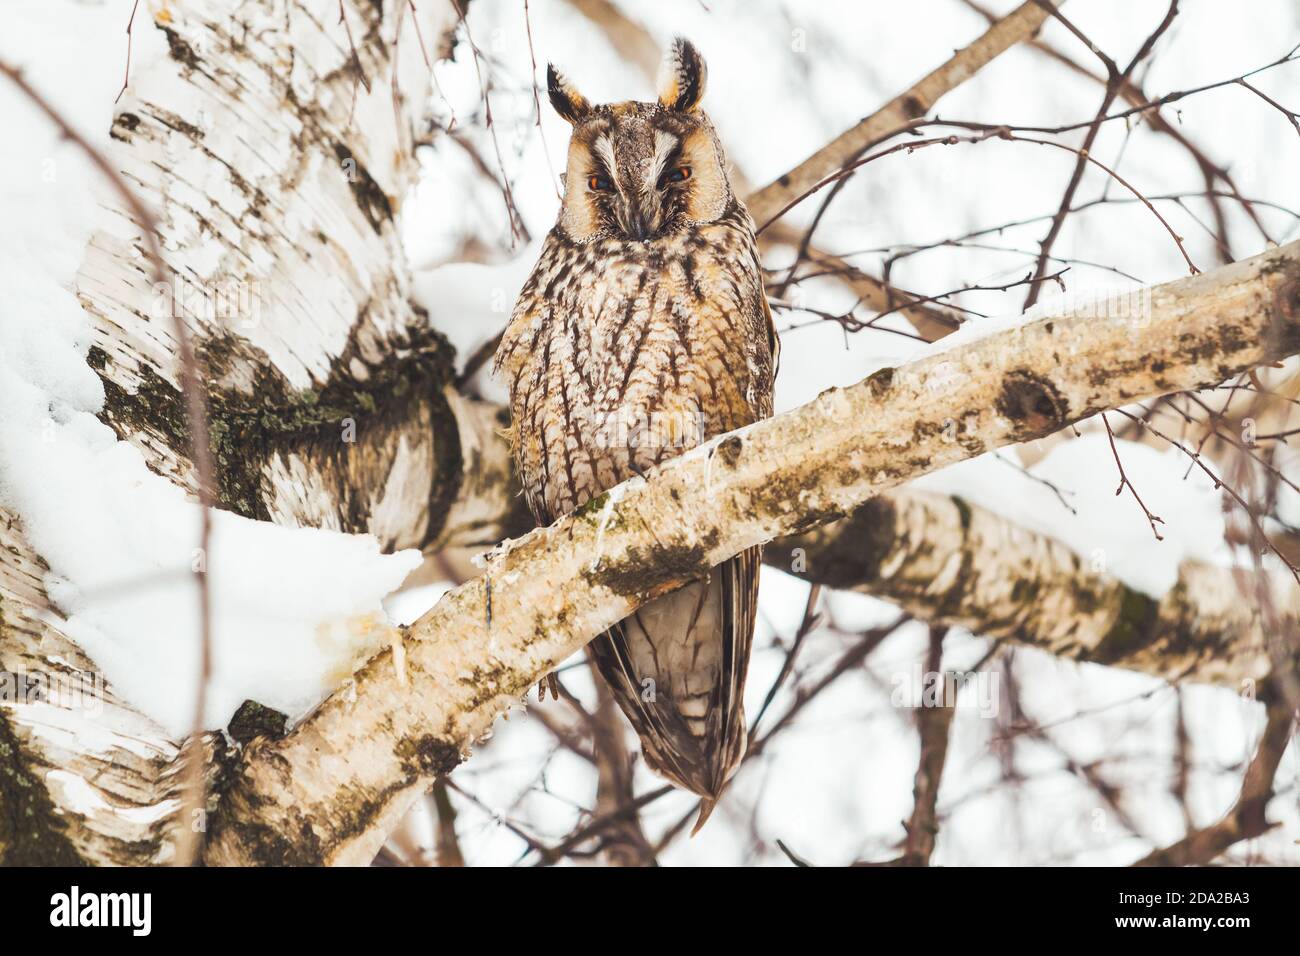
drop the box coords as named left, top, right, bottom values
left=0, top=0, right=466, bottom=866
left=207, top=237, right=1300, bottom=865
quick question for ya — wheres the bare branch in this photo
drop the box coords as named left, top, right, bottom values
left=746, top=0, right=1060, bottom=228
left=1132, top=702, right=1296, bottom=866
left=898, top=626, right=954, bottom=866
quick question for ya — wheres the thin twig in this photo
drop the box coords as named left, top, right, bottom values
left=114, top=0, right=141, bottom=104
left=1132, top=702, right=1295, bottom=865
left=1102, top=412, right=1166, bottom=540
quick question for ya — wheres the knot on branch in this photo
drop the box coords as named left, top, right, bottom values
left=1267, top=274, right=1300, bottom=357
left=995, top=370, right=1068, bottom=436
left=396, top=735, right=464, bottom=777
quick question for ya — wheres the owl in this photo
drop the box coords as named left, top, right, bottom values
left=494, top=38, right=777, bottom=824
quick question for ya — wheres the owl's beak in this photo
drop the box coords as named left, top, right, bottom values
left=615, top=190, right=664, bottom=241
left=620, top=206, right=651, bottom=241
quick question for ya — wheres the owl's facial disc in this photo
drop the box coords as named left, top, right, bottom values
left=562, top=111, right=728, bottom=242
left=591, top=127, right=681, bottom=240
left=552, top=38, right=728, bottom=243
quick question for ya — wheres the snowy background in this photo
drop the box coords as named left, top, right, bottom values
left=1, top=0, right=1298, bottom=865
left=399, top=0, right=1300, bottom=866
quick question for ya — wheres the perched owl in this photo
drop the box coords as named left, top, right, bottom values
left=494, top=38, right=777, bottom=823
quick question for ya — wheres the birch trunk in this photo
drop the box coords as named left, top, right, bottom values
left=0, top=0, right=472, bottom=866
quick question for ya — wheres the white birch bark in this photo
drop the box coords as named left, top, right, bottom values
left=0, top=0, right=469, bottom=866
left=771, top=489, right=1291, bottom=689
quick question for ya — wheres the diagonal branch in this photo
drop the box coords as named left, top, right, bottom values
left=205, top=238, right=1300, bottom=866
left=745, top=0, right=1061, bottom=228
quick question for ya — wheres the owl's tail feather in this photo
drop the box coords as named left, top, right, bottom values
left=588, top=549, right=761, bottom=832
left=691, top=798, right=718, bottom=836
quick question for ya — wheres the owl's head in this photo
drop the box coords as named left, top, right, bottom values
left=547, top=38, right=732, bottom=243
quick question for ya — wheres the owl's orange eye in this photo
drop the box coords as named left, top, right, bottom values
left=660, top=166, right=691, bottom=187
left=588, top=174, right=613, bottom=192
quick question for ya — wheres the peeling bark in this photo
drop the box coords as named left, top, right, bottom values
left=0, top=515, right=224, bottom=865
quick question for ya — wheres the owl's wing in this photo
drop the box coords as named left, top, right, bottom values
left=760, top=292, right=781, bottom=386
left=719, top=545, right=760, bottom=786
left=587, top=546, right=759, bottom=813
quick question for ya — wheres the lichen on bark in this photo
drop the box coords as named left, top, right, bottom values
left=89, top=320, right=459, bottom=528
left=0, top=712, right=85, bottom=866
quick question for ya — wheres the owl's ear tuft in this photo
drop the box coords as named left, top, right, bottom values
left=657, top=37, right=707, bottom=113
left=547, top=64, right=591, bottom=125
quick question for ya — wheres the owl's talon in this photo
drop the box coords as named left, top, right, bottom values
left=537, top=673, right=560, bottom=701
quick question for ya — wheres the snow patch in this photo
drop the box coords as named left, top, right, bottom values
left=0, top=1, right=422, bottom=739
left=411, top=243, right=540, bottom=403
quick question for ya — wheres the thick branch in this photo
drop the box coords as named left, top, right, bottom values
left=770, top=488, right=1294, bottom=690
left=206, top=238, right=1300, bottom=865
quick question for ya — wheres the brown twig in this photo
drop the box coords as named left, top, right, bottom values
left=1237, top=77, right=1300, bottom=140
left=1115, top=408, right=1300, bottom=585
left=431, top=780, right=465, bottom=866
left=114, top=0, right=141, bottom=104
left=338, top=0, right=373, bottom=123
left=1023, top=0, right=1180, bottom=307
left=451, top=0, right=527, bottom=244
left=523, top=0, right=561, bottom=199
left=749, top=583, right=821, bottom=734
left=588, top=671, right=658, bottom=866
left=745, top=0, right=1060, bottom=227
left=406, top=0, right=432, bottom=69
left=898, top=625, right=954, bottom=866
left=756, top=127, right=1199, bottom=276
left=1132, top=702, right=1295, bottom=865
left=1102, top=412, right=1165, bottom=541
left=964, top=0, right=1276, bottom=257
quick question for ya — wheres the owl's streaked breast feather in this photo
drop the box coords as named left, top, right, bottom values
left=496, top=202, right=771, bottom=521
